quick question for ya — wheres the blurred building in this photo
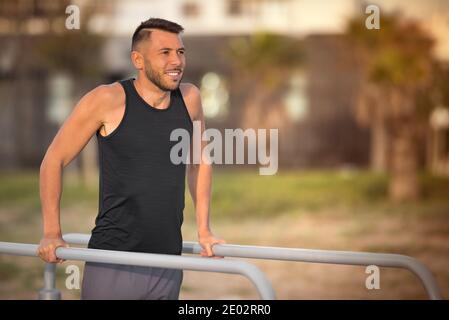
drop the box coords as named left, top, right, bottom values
left=0, top=0, right=448, bottom=170
left=0, top=0, right=110, bottom=169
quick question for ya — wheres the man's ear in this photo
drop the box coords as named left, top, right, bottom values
left=131, top=50, right=144, bottom=70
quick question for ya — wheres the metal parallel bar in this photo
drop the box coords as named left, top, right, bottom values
left=63, top=233, right=90, bottom=245
left=189, top=243, right=443, bottom=300
left=0, top=241, right=276, bottom=300
left=39, top=263, right=61, bottom=300
left=63, top=233, right=443, bottom=300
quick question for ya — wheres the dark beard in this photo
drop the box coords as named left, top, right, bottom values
left=144, top=61, right=181, bottom=92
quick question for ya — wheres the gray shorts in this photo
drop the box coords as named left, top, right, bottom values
left=81, top=262, right=183, bottom=300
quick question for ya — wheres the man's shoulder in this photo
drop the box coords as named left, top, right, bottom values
left=179, top=83, right=201, bottom=120
left=80, top=82, right=125, bottom=116
left=91, top=82, right=125, bottom=104
left=179, top=83, right=200, bottom=100
left=179, top=83, right=201, bottom=107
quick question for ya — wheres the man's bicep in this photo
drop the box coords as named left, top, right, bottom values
left=45, top=89, right=105, bottom=167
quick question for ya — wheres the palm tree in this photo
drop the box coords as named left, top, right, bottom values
left=347, top=13, right=435, bottom=201
left=227, top=33, right=304, bottom=130
left=225, top=33, right=304, bottom=167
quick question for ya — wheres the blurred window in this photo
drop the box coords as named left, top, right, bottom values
left=284, top=72, right=308, bottom=122
left=228, top=0, right=258, bottom=17
left=0, top=0, right=64, bottom=18
left=0, top=1, right=18, bottom=17
left=47, top=73, right=73, bottom=125
left=182, top=2, right=200, bottom=18
left=200, top=72, right=229, bottom=120
left=228, top=0, right=243, bottom=16
left=35, top=0, right=62, bottom=17
left=228, top=0, right=286, bottom=17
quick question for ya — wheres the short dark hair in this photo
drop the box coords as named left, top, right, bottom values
left=131, top=18, right=184, bottom=51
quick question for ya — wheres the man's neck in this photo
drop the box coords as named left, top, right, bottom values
left=134, top=75, right=170, bottom=109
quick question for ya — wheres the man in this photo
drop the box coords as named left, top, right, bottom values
left=37, top=18, right=225, bottom=300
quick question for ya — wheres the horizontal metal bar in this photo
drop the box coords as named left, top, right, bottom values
left=63, top=233, right=443, bottom=300
left=198, top=244, right=442, bottom=300
left=0, top=241, right=275, bottom=300
left=63, top=233, right=90, bottom=245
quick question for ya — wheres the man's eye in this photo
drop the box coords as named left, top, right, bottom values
left=162, top=51, right=169, bottom=55
left=179, top=51, right=185, bottom=55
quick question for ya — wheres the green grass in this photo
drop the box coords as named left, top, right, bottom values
left=201, top=169, right=449, bottom=219
left=1, top=169, right=449, bottom=220
left=0, top=171, right=98, bottom=211
left=0, top=258, right=22, bottom=281
left=206, top=169, right=389, bottom=217
left=1, top=169, right=449, bottom=299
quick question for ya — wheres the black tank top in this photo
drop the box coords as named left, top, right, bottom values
left=88, top=78, right=193, bottom=255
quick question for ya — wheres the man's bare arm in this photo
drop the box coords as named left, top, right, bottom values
left=181, top=84, right=225, bottom=257
left=38, top=84, right=122, bottom=263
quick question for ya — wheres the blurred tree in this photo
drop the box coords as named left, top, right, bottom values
left=35, top=2, right=107, bottom=186
left=347, top=13, right=435, bottom=201
left=36, top=3, right=105, bottom=78
left=0, top=0, right=107, bottom=183
left=422, top=63, right=449, bottom=174
left=226, top=33, right=304, bottom=130
left=0, top=0, right=73, bottom=167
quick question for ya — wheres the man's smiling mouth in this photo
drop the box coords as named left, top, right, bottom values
left=165, top=69, right=182, bottom=80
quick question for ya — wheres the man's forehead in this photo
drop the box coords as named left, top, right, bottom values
left=144, top=29, right=184, bottom=48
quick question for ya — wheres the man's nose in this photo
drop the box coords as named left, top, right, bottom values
left=169, top=52, right=183, bottom=67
